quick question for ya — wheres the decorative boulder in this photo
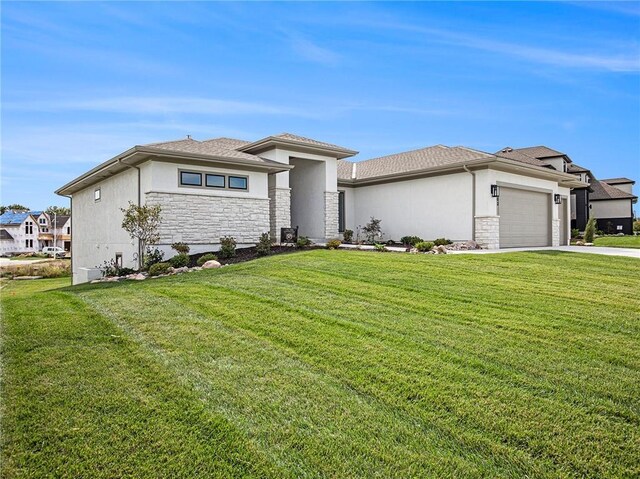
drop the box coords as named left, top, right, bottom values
left=435, top=245, right=447, bottom=254
left=133, top=273, right=146, bottom=280
left=202, top=260, right=222, bottom=269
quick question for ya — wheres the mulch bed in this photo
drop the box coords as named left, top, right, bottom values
left=190, top=245, right=324, bottom=267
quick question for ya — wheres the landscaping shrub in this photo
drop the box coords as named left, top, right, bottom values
left=433, top=238, right=452, bottom=246
left=144, top=247, right=164, bottom=270
left=326, top=239, right=342, bottom=250
left=256, top=233, right=272, bottom=257
left=374, top=243, right=387, bottom=252
left=296, top=236, right=311, bottom=249
left=362, top=217, right=383, bottom=244
left=197, top=253, right=218, bottom=266
left=584, top=216, right=597, bottom=243
left=148, top=262, right=171, bottom=276
left=219, top=236, right=237, bottom=259
left=1, top=260, right=71, bottom=279
left=415, top=241, right=434, bottom=252
left=169, top=253, right=190, bottom=268
left=634, top=220, right=640, bottom=235
left=400, top=235, right=423, bottom=246
left=171, top=242, right=190, bottom=254
left=571, top=228, right=580, bottom=239
left=343, top=229, right=353, bottom=243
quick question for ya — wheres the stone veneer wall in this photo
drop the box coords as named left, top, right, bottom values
left=145, top=192, right=269, bottom=244
left=268, top=187, right=291, bottom=241
left=324, top=191, right=339, bottom=240
left=551, top=218, right=560, bottom=247
left=475, top=216, right=500, bottom=249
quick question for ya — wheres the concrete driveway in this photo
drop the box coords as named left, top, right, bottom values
left=448, top=245, right=640, bottom=259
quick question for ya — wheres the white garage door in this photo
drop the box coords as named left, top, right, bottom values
left=499, top=187, right=551, bottom=248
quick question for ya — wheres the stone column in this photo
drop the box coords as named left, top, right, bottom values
left=551, top=218, right=560, bottom=247
left=475, top=216, right=500, bottom=249
left=269, top=187, right=291, bottom=242
left=324, top=191, right=339, bottom=240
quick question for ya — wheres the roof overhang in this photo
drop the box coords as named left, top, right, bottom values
left=239, top=136, right=358, bottom=160
left=338, top=156, right=588, bottom=188
left=56, top=146, right=293, bottom=196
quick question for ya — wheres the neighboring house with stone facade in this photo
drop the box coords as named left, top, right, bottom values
left=58, top=133, right=585, bottom=284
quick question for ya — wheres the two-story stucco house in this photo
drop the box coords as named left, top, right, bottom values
left=57, top=133, right=585, bottom=284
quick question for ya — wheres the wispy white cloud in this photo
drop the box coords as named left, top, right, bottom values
left=288, top=34, right=341, bottom=66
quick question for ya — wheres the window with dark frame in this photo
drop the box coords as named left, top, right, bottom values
left=205, top=174, right=225, bottom=188
left=228, top=176, right=248, bottom=190
left=180, top=171, right=202, bottom=186
left=338, top=191, right=345, bottom=233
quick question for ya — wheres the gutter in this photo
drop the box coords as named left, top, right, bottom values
left=462, top=165, right=476, bottom=240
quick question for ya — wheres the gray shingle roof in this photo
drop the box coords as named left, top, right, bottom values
left=589, top=179, right=637, bottom=201
left=338, top=145, right=495, bottom=181
left=567, top=163, right=590, bottom=173
left=495, top=147, right=552, bottom=168
left=601, top=177, right=635, bottom=185
left=513, top=145, right=567, bottom=159
left=272, top=132, right=352, bottom=151
left=144, top=137, right=278, bottom=165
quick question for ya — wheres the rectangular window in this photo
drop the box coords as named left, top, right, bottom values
left=66, top=227, right=71, bottom=234
left=115, top=253, right=123, bottom=268
left=228, top=176, right=248, bottom=190
left=25, top=239, right=29, bottom=248
left=180, top=171, right=202, bottom=186
left=205, top=174, right=225, bottom=188
left=94, top=188, right=101, bottom=202
left=39, top=218, right=46, bottom=224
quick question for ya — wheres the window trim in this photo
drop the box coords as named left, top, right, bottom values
left=228, top=176, right=248, bottom=190
left=179, top=171, right=203, bottom=187
left=178, top=169, right=249, bottom=192
left=205, top=174, right=226, bottom=189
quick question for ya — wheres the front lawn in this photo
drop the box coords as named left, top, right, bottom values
left=2, top=251, right=639, bottom=478
left=594, top=235, right=640, bottom=249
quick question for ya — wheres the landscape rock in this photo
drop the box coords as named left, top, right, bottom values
left=132, top=273, right=146, bottom=280
left=435, top=245, right=448, bottom=254
left=173, top=267, right=189, bottom=274
left=202, top=260, right=221, bottom=269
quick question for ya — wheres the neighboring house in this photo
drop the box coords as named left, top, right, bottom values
left=496, top=146, right=637, bottom=235
left=0, top=211, right=42, bottom=255
left=57, top=134, right=584, bottom=284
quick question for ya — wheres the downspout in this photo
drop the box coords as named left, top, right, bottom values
left=463, top=165, right=476, bottom=240
left=118, top=157, right=142, bottom=268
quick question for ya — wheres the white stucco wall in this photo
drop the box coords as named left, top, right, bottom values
left=71, top=168, right=139, bottom=284
left=346, top=172, right=474, bottom=242
left=289, top=158, right=326, bottom=238
left=607, top=183, right=634, bottom=195
left=590, top=199, right=632, bottom=219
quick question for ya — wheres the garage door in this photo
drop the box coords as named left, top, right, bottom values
left=499, top=187, right=551, bottom=248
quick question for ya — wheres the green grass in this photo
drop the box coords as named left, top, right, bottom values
left=2, top=251, right=639, bottom=478
left=594, top=235, right=640, bottom=249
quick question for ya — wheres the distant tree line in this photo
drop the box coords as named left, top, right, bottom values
left=0, top=205, right=71, bottom=215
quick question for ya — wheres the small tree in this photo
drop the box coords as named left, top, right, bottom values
left=362, top=217, right=383, bottom=244
left=45, top=205, right=71, bottom=216
left=584, top=216, right=597, bottom=243
left=120, top=202, right=162, bottom=269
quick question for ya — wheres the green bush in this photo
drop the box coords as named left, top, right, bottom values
left=143, top=247, right=164, bottom=271
left=415, top=241, right=434, bottom=252
left=634, top=220, right=640, bottom=234
left=148, top=262, right=171, bottom=276
left=197, top=253, right=218, bottom=266
left=584, top=216, right=597, bottom=243
left=373, top=243, right=387, bottom=252
left=296, top=236, right=311, bottom=249
left=219, top=236, right=237, bottom=259
left=171, top=242, right=190, bottom=254
left=571, top=228, right=580, bottom=239
left=169, top=253, right=190, bottom=268
left=433, top=238, right=452, bottom=246
left=343, top=229, right=353, bottom=243
left=400, top=235, right=423, bottom=246
left=256, top=233, right=272, bottom=257
left=326, top=239, right=342, bottom=249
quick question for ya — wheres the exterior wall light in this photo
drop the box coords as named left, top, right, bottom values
left=554, top=194, right=562, bottom=204
left=491, top=184, right=500, bottom=198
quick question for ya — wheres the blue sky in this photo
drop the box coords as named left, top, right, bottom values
left=2, top=1, right=639, bottom=208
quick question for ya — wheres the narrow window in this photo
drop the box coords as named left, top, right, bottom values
left=228, top=176, right=248, bottom=190
left=25, top=239, right=29, bottom=248
left=205, top=174, right=225, bottom=188
left=338, top=191, right=345, bottom=233
left=180, top=171, right=202, bottom=186
left=66, top=227, right=71, bottom=234
left=39, top=217, right=46, bottom=224
left=94, top=188, right=101, bottom=202
left=115, top=253, right=123, bottom=268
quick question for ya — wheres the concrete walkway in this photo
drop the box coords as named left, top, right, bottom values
left=447, top=245, right=640, bottom=259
